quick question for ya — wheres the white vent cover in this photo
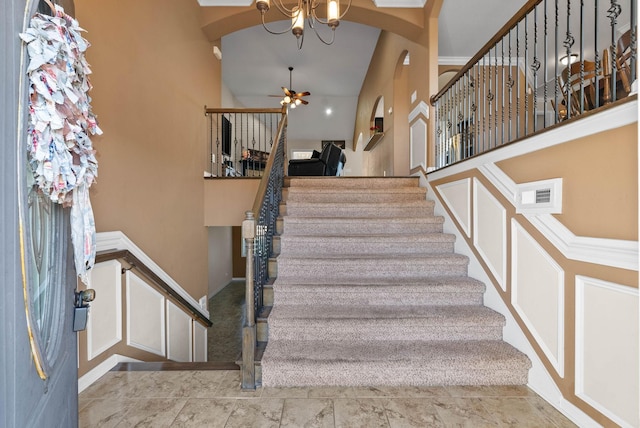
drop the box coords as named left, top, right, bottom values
left=516, top=178, right=562, bottom=214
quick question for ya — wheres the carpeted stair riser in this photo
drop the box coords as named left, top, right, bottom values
left=275, top=234, right=455, bottom=256
left=262, top=340, right=531, bottom=387
left=285, top=188, right=427, bottom=203
left=281, top=201, right=435, bottom=218
left=267, top=305, right=505, bottom=342
left=280, top=217, right=445, bottom=236
left=286, top=177, right=420, bottom=189
left=275, top=254, right=469, bottom=280
left=272, top=281, right=485, bottom=307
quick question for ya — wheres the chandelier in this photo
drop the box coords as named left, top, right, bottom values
left=255, top=0, right=352, bottom=49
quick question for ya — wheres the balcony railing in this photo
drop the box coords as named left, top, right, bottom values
left=431, top=0, right=636, bottom=170
left=205, top=108, right=283, bottom=177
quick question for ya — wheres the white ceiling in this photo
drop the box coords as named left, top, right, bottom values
left=219, top=1, right=528, bottom=143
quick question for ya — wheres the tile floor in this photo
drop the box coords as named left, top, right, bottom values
left=79, top=370, right=577, bottom=427
left=207, top=280, right=245, bottom=362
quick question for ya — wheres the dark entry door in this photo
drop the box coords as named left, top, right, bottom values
left=1, top=1, right=79, bottom=426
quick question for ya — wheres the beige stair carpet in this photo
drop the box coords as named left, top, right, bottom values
left=261, top=176, right=530, bottom=387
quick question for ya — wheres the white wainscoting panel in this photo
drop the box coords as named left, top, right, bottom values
left=575, top=276, right=639, bottom=428
left=511, top=220, right=565, bottom=377
left=87, top=260, right=123, bottom=360
left=473, top=178, right=507, bottom=289
left=166, top=301, right=193, bottom=362
left=436, top=179, right=471, bottom=237
left=126, top=272, right=166, bottom=357
left=410, top=118, right=427, bottom=170
left=193, top=321, right=208, bottom=362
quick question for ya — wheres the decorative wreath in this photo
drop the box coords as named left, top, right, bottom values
left=20, top=3, right=101, bottom=283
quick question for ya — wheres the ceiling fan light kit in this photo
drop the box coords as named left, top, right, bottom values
left=271, top=66, right=310, bottom=108
left=255, top=0, right=352, bottom=49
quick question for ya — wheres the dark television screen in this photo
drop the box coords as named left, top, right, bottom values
left=221, top=115, right=232, bottom=157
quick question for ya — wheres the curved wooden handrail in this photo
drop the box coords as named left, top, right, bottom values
left=431, top=0, right=541, bottom=105
left=95, top=249, right=212, bottom=327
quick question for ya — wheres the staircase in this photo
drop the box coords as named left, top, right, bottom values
left=260, top=176, right=531, bottom=387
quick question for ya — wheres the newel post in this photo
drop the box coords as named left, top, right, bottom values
left=241, top=210, right=256, bottom=390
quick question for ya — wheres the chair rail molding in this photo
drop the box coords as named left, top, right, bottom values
left=478, top=163, right=638, bottom=272
left=96, top=231, right=210, bottom=320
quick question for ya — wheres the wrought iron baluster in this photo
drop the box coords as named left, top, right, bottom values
left=608, top=0, right=622, bottom=101
left=501, top=37, right=505, bottom=145
left=508, top=29, right=513, bottom=141
left=631, top=0, right=637, bottom=85
left=544, top=0, right=549, bottom=128
left=532, top=6, right=540, bottom=132
left=493, top=43, right=503, bottom=147
left=595, top=0, right=601, bottom=107
left=579, top=0, right=585, bottom=114
left=516, top=21, right=521, bottom=138
left=525, top=12, right=530, bottom=135
left=555, top=0, right=560, bottom=123
left=564, top=0, right=574, bottom=118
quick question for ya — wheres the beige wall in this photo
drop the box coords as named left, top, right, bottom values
left=75, top=0, right=221, bottom=300
left=354, top=30, right=430, bottom=176
left=204, top=179, right=261, bottom=226
left=498, top=124, right=638, bottom=240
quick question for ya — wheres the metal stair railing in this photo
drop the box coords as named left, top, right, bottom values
left=241, top=107, right=287, bottom=390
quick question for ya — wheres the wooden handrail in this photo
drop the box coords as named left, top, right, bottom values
left=95, top=249, right=212, bottom=327
left=252, top=107, right=288, bottom=216
left=431, top=0, right=541, bottom=105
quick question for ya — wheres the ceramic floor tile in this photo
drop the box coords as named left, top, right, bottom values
left=431, top=397, right=498, bottom=428
left=261, top=385, right=311, bottom=398
left=334, top=398, right=390, bottom=428
left=527, top=397, right=578, bottom=428
left=214, top=370, right=263, bottom=398
left=478, top=397, right=555, bottom=427
left=444, top=385, right=497, bottom=398
left=78, top=397, right=131, bottom=428
left=488, top=385, right=538, bottom=397
left=79, top=371, right=151, bottom=399
left=166, top=370, right=228, bottom=398
left=170, top=398, right=236, bottom=427
left=383, top=398, right=446, bottom=428
left=280, top=398, right=335, bottom=428
left=114, top=398, right=187, bottom=428
left=307, top=386, right=358, bottom=398
left=224, top=398, right=284, bottom=428
left=350, top=385, right=450, bottom=398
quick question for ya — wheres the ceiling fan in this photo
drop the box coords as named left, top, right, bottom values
left=270, top=66, right=310, bottom=108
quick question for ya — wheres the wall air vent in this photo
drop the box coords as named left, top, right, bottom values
left=516, top=178, right=562, bottom=214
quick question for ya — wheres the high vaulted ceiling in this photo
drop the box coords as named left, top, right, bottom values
left=214, top=0, right=528, bottom=144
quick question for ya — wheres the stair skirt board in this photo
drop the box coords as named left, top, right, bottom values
left=260, top=177, right=531, bottom=387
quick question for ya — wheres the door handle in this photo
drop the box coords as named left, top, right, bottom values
left=73, top=289, right=96, bottom=332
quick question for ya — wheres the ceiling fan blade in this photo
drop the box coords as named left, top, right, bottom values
left=268, top=94, right=283, bottom=97
left=299, top=98, right=309, bottom=105
left=296, top=91, right=311, bottom=97
left=282, top=87, right=293, bottom=97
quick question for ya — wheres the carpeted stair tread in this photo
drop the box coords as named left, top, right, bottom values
left=261, top=340, right=531, bottom=387
left=278, top=233, right=455, bottom=244
left=285, top=177, right=419, bottom=189
left=280, top=216, right=444, bottom=235
left=272, top=277, right=486, bottom=306
left=276, top=234, right=455, bottom=256
left=272, top=276, right=485, bottom=287
left=275, top=253, right=469, bottom=262
left=269, top=304, right=504, bottom=325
